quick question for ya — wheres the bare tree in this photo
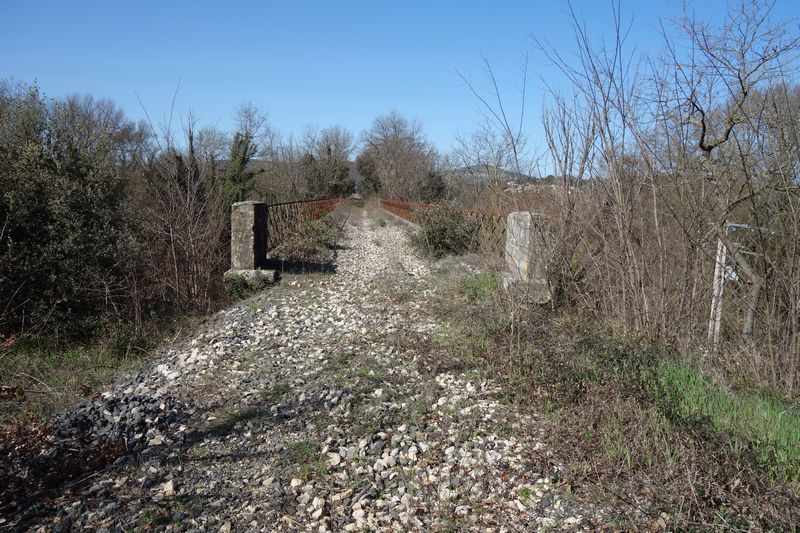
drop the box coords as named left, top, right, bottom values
left=360, top=111, right=437, bottom=200
left=525, top=0, right=800, bottom=390
left=452, top=119, right=518, bottom=203
left=458, top=56, right=531, bottom=178
left=318, top=126, right=354, bottom=162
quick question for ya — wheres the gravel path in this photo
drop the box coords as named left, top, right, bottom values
left=11, top=207, right=608, bottom=532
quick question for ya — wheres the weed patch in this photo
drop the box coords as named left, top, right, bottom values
left=285, top=438, right=325, bottom=480
left=1, top=340, right=146, bottom=424
left=431, top=270, right=800, bottom=530
left=461, top=272, right=498, bottom=303
left=410, top=205, right=481, bottom=258
left=655, top=361, right=800, bottom=481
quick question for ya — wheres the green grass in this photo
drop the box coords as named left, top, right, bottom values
left=656, top=361, right=800, bottom=480
left=432, top=322, right=488, bottom=362
left=431, top=270, right=800, bottom=528
left=461, top=272, right=498, bottom=303
left=0, top=340, right=147, bottom=423
left=0, top=317, right=193, bottom=425
left=575, top=336, right=800, bottom=481
left=285, top=438, right=325, bottom=480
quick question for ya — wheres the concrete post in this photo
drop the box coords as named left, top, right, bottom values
left=230, top=201, right=267, bottom=269
left=502, top=211, right=551, bottom=304
left=224, top=201, right=275, bottom=292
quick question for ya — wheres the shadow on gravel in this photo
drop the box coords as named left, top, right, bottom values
left=0, top=426, right=128, bottom=527
left=1, top=393, right=190, bottom=530
left=198, top=405, right=289, bottom=439
left=1, top=402, right=286, bottom=529
left=265, top=257, right=338, bottom=274
left=169, top=393, right=332, bottom=466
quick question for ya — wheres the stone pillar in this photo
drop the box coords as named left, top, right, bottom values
left=502, top=211, right=551, bottom=303
left=230, top=201, right=267, bottom=269
left=225, top=201, right=275, bottom=293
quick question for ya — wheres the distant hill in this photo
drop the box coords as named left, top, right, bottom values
left=445, top=165, right=534, bottom=185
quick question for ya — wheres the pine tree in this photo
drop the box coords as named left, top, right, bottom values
left=223, top=132, right=258, bottom=203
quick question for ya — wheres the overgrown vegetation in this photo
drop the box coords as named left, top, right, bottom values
left=413, top=6, right=800, bottom=525
left=0, top=318, right=193, bottom=423
left=655, top=361, right=800, bottom=482
left=432, top=0, right=800, bottom=399
left=433, top=270, right=800, bottom=529
left=410, top=204, right=481, bottom=258
left=0, top=81, right=355, bottom=424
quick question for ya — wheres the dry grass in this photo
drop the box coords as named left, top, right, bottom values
left=429, top=268, right=800, bottom=530
left=1, top=343, right=142, bottom=425
left=0, top=315, right=201, bottom=425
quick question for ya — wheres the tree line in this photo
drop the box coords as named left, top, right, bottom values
left=0, top=83, right=446, bottom=342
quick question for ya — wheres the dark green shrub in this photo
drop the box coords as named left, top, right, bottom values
left=411, top=204, right=480, bottom=258
left=0, top=84, right=134, bottom=338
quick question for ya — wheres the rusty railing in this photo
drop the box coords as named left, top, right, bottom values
left=380, top=199, right=431, bottom=223
left=267, top=197, right=342, bottom=250
left=381, top=199, right=508, bottom=255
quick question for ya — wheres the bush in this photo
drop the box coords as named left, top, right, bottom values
left=0, top=82, right=229, bottom=339
left=411, top=204, right=481, bottom=258
left=0, top=84, right=134, bottom=338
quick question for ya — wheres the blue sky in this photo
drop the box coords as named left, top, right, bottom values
left=2, top=1, right=798, bottom=155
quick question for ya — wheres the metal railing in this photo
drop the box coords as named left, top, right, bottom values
left=380, top=199, right=430, bottom=223
left=267, top=197, right=342, bottom=250
left=380, top=199, right=508, bottom=256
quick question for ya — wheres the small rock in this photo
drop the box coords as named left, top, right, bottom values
left=160, top=480, right=176, bottom=497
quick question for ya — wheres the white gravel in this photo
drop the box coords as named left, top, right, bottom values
left=23, top=208, right=608, bottom=532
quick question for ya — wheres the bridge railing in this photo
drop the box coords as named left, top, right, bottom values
left=380, top=198, right=508, bottom=256
left=267, top=197, right=341, bottom=250
left=228, top=197, right=343, bottom=272
left=380, top=199, right=430, bottom=223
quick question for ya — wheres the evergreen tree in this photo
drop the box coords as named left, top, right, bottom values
left=356, top=151, right=381, bottom=195
left=223, top=131, right=258, bottom=203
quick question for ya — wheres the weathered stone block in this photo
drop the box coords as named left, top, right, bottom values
left=223, top=269, right=277, bottom=297
left=230, top=201, right=268, bottom=270
left=503, top=211, right=551, bottom=303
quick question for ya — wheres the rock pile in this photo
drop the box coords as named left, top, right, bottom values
left=54, top=391, right=189, bottom=452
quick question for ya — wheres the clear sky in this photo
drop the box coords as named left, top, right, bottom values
left=2, top=1, right=798, bottom=155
